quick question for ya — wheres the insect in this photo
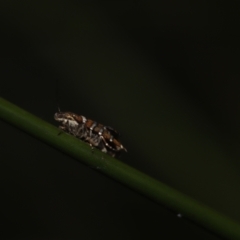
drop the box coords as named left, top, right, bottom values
left=54, top=110, right=127, bottom=157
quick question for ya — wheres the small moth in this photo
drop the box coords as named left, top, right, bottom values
left=54, top=111, right=127, bottom=157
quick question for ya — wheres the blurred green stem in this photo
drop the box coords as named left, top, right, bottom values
left=0, top=96, right=239, bottom=239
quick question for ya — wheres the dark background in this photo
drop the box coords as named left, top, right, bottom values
left=1, top=1, right=240, bottom=239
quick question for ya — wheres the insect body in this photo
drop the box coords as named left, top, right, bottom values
left=54, top=111, right=127, bottom=157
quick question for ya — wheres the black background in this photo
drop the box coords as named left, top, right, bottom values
left=1, top=1, right=240, bottom=239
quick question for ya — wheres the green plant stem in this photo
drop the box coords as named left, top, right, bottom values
left=0, top=96, right=239, bottom=239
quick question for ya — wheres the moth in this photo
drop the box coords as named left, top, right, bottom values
left=54, top=111, right=127, bottom=157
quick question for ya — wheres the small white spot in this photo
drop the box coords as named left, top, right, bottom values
left=68, top=120, right=78, bottom=128
left=90, top=122, right=97, bottom=130
left=102, top=148, right=107, bottom=153
left=177, top=213, right=182, bottom=218
left=98, top=128, right=103, bottom=135
left=82, top=116, right=87, bottom=123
